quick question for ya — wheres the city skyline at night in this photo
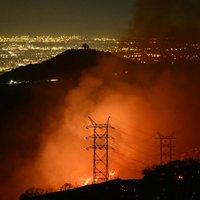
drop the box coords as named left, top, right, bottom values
left=1, top=35, right=200, bottom=73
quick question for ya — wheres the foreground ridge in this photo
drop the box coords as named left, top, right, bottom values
left=20, top=159, right=200, bottom=200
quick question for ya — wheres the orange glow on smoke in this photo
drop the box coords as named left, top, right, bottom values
left=5, top=55, right=199, bottom=200
left=31, top=69, right=198, bottom=191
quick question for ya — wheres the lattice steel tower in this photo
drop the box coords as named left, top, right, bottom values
left=157, top=132, right=175, bottom=164
left=86, top=116, right=114, bottom=184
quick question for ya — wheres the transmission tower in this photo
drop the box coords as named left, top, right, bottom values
left=157, top=132, right=175, bottom=164
left=86, top=116, right=114, bottom=184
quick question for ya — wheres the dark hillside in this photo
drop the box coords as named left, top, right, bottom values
left=20, top=159, right=200, bottom=200
left=0, top=49, right=133, bottom=83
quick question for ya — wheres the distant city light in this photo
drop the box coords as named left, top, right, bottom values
left=0, top=35, right=200, bottom=73
left=178, top=175, right=184, bottom=180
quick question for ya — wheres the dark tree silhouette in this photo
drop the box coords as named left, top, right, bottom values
left=82, top=43, right=90, bottom=49
left=19, top=188, right=45, bottom=200
left=60, top=183, right=73, bottom=191
left=142, top=158, right=200, bottom=181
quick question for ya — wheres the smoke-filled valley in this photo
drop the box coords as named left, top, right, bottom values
left=0, top=50, right=199, bottom=200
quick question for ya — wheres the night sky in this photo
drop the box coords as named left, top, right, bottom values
left=128, top=0, right=200, bottom=40
left=1, top=0, right=200, bottom=39
left=0, top=0, right=134, bottom=37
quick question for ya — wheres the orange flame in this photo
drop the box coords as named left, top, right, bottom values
left=109, top=171, right=116, bottom=180
left=83, top=178, right=91, bottom=186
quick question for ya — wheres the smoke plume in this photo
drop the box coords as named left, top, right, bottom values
left=127, top=0, right=200, bottom=40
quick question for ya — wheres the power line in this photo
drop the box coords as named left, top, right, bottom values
left=111, top=117, right=156, bottom=149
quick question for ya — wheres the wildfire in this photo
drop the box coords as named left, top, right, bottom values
left=83, top=178, right=91, bottom=186
left=109, top=171, right=116, bottom=180
left=83, top=171, right=116, bottom=186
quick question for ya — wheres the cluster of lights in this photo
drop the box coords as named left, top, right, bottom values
left=0, top=35, right=120, bottom=73
left=0, top=35, right=83, bottom=43
left=116, top=39, right=200, bottom=64
left=1, top=36, right=200, bottom=73
left=94, top=37, right=117, bottom=42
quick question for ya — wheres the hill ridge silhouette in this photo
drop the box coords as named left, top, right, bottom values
left=0, top=49, right=133, bottom=83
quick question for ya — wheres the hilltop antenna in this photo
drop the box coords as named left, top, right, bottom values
left=157, top=132, right=175, bottom=164
left=86, top=116, right=114, bottom=184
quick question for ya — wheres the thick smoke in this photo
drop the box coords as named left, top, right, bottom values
left=127, top=0, right=200, bottom=40
left=0, top=56, right=200, bottom=200
left=33, top=58, right=200, bottom=185
left=28, top=59, right=200, bottom=189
